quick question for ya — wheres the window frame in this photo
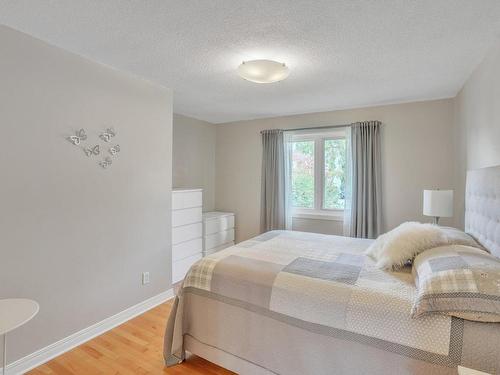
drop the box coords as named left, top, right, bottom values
left=290, top=129, right=346, bottom=221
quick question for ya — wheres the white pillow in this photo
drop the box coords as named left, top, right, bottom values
left=365, top=222, right=447, bottom=270
left=364, top=231, right=389, bottom=260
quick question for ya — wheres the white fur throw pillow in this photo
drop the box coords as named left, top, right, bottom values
left=365, top=222, right=447, bottom=270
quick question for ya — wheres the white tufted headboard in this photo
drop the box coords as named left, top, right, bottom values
left=465, top=165, right=500, bottom=257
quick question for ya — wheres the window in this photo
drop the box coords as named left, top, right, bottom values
left=290, top=130, right=346, bottom=218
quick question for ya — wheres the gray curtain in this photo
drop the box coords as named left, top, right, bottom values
left=349, top=121, right=382, bottom=238
left=260, top=129, right=286, bottom=232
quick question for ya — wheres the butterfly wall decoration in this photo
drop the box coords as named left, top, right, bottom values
left=67, top=129, right=87, bottom=145
left=108, top=144, right=120, bottom=156
left=84, top=145, right=100, bottom=157
left=99, top=128, right=116, bottom=142
left=66, top=127, right=120, bottom=170
left=99, top=156, right=113, bottom=169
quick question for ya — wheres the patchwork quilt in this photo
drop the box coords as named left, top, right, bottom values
left=165, top=230, right=500, bottom=373
left=412, top=244, right=500, bottom=322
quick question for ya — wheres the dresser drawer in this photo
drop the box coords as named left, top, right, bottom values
left=203, top=214, right=234, bottom=235
left=172, top=253, right=202, bottom=284
left=172, top=222, right=202, bottom=245
left=172, top=190, right=202, bottom=210
left=172, top=206, right=202, bottom=227
left=203, top=241, right=234, bottom=256
left=204, top=228, right=234, bottom=250
left=173, top=238, right=202, bottom=262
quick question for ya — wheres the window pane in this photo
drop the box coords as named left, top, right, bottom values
left=291, top=140, right=314, bottom=208
left=324, top=138, right=346, bottom=209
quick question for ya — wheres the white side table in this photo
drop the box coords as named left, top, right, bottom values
left=0, top=299, right=39, bottom=375
left=458, top=366, right=491, bottom=375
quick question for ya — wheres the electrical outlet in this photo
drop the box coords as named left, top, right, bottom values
left=142, top=272, right=150, bottom=285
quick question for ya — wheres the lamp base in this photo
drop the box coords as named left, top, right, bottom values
left=433, top=217, right=440, bottom=225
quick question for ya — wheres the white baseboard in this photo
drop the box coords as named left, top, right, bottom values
left=7, top=289, right=174, bottom=375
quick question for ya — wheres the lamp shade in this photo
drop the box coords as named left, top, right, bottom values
left=423, top=190, right=453, bottom=218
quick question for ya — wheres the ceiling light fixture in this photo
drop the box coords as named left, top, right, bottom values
left=237, top=59, right=289, bottom=84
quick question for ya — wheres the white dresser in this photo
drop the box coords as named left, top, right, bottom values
left=202, top=211, right=235, bottom=256
left=172, top=188, right=203, bottom=284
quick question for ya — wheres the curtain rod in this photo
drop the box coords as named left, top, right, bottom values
left=261, top=121, right=380, bottom=134
left=283, top=123, right=350, bottom=132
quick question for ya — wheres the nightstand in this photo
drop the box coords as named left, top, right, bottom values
left=0, top=299, right=39, bottom=375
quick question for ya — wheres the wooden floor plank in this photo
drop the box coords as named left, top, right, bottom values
left=27, top=301, right=235, bottom=375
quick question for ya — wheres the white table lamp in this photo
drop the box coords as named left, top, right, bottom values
left=423, top=190, right=453, bottom=224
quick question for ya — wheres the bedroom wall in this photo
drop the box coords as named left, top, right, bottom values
left=0, top=25, right=173, bottom=364
left=454, top=37, right=500, bottom=228
left=215, top=99, right=455, bottom=242
left=172, top=113, right=216, bottom=211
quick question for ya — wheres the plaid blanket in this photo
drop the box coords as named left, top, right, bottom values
left=165, top=230, right=500, bottom=373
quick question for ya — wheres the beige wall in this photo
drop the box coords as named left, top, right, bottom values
left=0, top=26, right=173, bottom=363
left=173, top=113, right=216, bottom=211
left=215, top=99, right=456, bottom=242
left=454, top=38, right=500, bottom=228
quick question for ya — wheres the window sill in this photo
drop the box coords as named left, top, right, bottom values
left=292, top=211, right=344, bottom=222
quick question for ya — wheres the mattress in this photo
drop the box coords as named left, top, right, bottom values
left=164, top=230, right=500, bottom=374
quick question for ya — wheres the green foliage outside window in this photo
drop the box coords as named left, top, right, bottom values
left=324, top=139, right=346, bottom=209
left=291, top=137, right=346, bottom=210
left=291, top=141, right=314, bottom=208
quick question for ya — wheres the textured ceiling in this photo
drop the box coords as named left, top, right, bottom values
left=1, top=1, right=500, bottom=123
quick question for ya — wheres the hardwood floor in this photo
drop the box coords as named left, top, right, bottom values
left=28, top=300, right=235, bottom=375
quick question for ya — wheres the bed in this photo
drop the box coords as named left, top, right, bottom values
left=164, top=166, right=500, bottom=375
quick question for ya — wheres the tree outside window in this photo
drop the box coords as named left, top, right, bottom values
left=291, top=131, right=346, bottom=216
